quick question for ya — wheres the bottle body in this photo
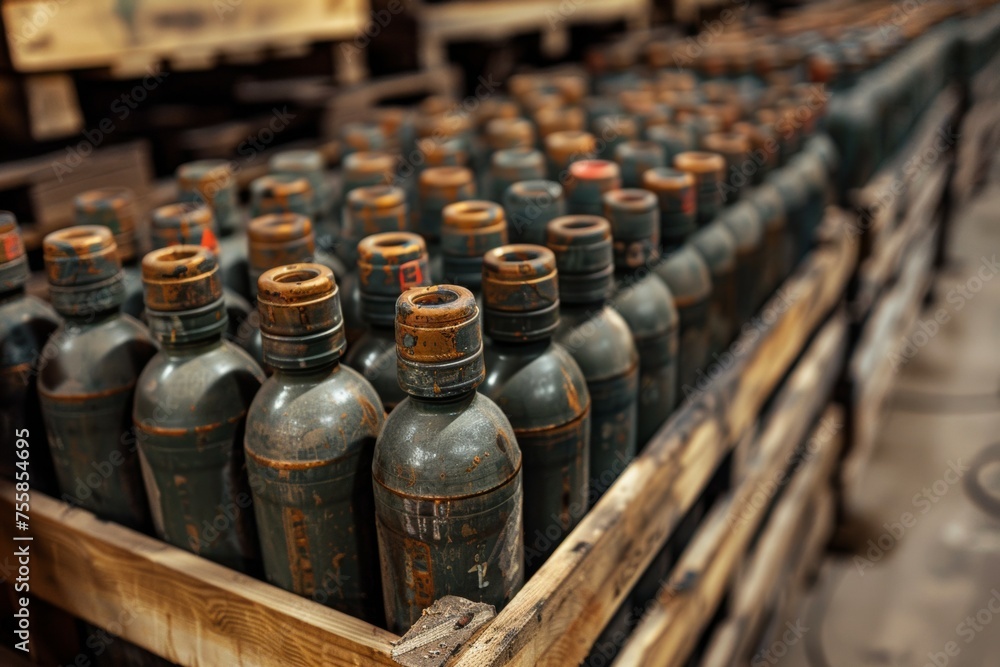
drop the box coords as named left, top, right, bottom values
left=39, top=314, right=157, bottom=529
left=654, top=248, right=713, bottom=399
left=135, top=339, right=265, bottom=572
left=373, top=392, right=524, bottom=633
left=246, top=365, right=385, bottom=623
left=556, top=307, right=639, bottom=500
left=0, top=294, right=61, bottom=492
left=481, top=341, right=590, bottom=573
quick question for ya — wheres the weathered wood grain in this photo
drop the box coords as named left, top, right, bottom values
left=0, top=486, right=399, bottom=667
left=616, top=401, right=846, bottom=667
left=447, top=214, right=856, bottom=667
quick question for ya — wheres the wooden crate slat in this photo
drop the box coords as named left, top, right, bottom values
left=616, top=398, right=847, bottom=667
left=0, top=488, right=399, bottom=667
left=447, top=214, right=857, bottom=667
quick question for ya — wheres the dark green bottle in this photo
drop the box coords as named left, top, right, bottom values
left=177, top=159, right=242, bottom=237
left=374, top=284, right=524, bottom=633
left=547, top=216, right=639, bottom=501
left=614, top=140, right=666, bottom=189
left=150, top=202, right=259, bottom=358
left=489, top=147, right=546, bottom=203
left=38, top=226, right=156, bottom=529
left=0, top=215, right=61, bottom=493
left=344, top=232, right=432, bottom=412
left=746, top=184, right=790, bottom=297
left=441, top=200, right=508, bottom=294
left=643, top=167, right=697, bottom=252
left=246, top=263, right=385, bottom=624
left=479, top=245, right=591, bottom=573
left=73, top=188, right=145, bottom=319
left=565, top=159, right=622, bottom=216
left=503, top=180, right=566, bottom=245
left=417, top=166, right=477, bottom=281
left=604, top=189, right=680, bottom=444
left=247, top=213, right=346, bottom=300
left=719, top=201, right=766, bottom=323
left=690, top=221, right=739, bottom=358
left=654, top=246, right=712, bottom=400
left=674, top=151, right=726, bottom=225
left=135, top=245, right=266, bottom=573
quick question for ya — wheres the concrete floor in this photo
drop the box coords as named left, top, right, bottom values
left=780, top=164, right=1000, bottom=665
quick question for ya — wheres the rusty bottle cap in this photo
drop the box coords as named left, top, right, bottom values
left=414, top=110, right=472, bottom=142
left=441, top=201, right=508, bottom=291
left=74, top=188, right=138, bottom=263
left=702, top=132, right=752, bottom=198
left=256, top=263, right=345, bottom=370
left=395, top=284, right=484, bottom=398
left=603, top=189, right=661, bottom=270
left=565, top=160, right=622, bottom=216
left=646, top=123, right=695, bottom=162
left=545, top=215, right=614, bottom=304
left=417, top=136, right=469, bottom=168
left=356, top=232, right=431, bottom=327
left=674, top=151, right=726, bottom=225
left=490, top=148, right=546, bottom=202
left=177, top=160, right=241, bottom=236
left=591, top=115, right=638, bottom=160
left=141, top=245, right=226, bottom=344
left=269, top=149, right=330, bottom=216
left=503, top=180, right=566, bottom=246
left=481, top=244, right=560, bottom=342
left=150, top=202, right=219, bottom=252
left=0, top=212, right=29, bottom=292
left=247, top=213, right=317, bottom=288
left=342, top=151, right=398, bottom=194
left=486, top=118, right=536, bottom=152
left=474, top=98, right=520, bottom=130
left=249, top=174, right=315, bottom=219
left=43, top=226, right=125, bottom=316
left=545, top=130, right=598, bottom=180
left=534, top=106, right=586, bottom=140
left=342, top=185, right=409, bottom=264
left=341, top=121, right=389, bottom=154
left=643, top=167, right=697, bottom=251
left=614, top=140, right=666, bottom=188
left=417, top=166, right=476, bottom=241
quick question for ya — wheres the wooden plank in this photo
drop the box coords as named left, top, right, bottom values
left=616, top=403, right=846, bottom=667
left=0, top=486, right=399, bottom=667
left=448, top=213, right=857, bottom=667
left=3, top=0, right=368, bottom=76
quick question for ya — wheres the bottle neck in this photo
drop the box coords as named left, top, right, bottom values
left=409, top=388, right=476, bottom=407
left=159, top=334, right=224, bottom=354
left=273, top=359, right=340, bottom=380
left=146, top=298, right=229, bottom=346
left=61, top=307, right=120, bottom=326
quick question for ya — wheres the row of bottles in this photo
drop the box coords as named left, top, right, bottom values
left=0, top=45, right=841, bottom=638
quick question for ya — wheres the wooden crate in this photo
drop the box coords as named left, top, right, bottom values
left=2, top=204, right=859, bottom=666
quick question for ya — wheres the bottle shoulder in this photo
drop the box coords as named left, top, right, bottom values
left=246, top=365, right=385, bottom=461
left=0, top=296, right=60, bottom=366
left=374, top=392, right=521, bottom=498
left=653, top=248, right=712, bottom=302
left=481, top=343, right=590, bottom=429
left=611, top=273, right=678, bottom=338
left=135, top=340, right=265, bottom=425
left=555, top=306, right=638, bottom=382
left=38, top=314, right=157, bottom=395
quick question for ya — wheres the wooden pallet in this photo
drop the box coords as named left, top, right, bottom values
left=0, top=205, right=858, bottom=666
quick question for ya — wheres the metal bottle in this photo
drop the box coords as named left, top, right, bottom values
left=269, top=149, right=334, bottom=247
left=339, top=185, right=410, bottom=266
left=503, top=180, right=566, bottom=246
left=544, top=130, right=598, bottom=181
left=690, top=221, right=739, bottom=358
left=246, top=213, right=346, bottom=299
left=643, top=167, right=697, bottom=253
left=479, top=245, right=591, bottom=573
left=176, top=159, right=248, bottom=298
left=489, top=147, right=546, bottom=203
left=719, top=201, right=766, bottom=323
left=373, top=284, right=524, bottom=633
left=440, top=201, right=508, bottom=294
left=702, top=132, right=752, bottom=202
left=614, top=140, right=666, bottom=189
left=565, top=160, right=622, bottom=217
left=653, top=246, right=712, bottom=401
left=746, top=183, right=790, bottom=297
left=604, top=189, right=680, bottom=444
left=38, top=226, right=157, bottom=529
left=245, top=263, right=385, bottom=623
left=73, top=188, right=145, bottom=319
left=547, top=216, right=639, bottom=501
left=344, top=232, right=432, bottom=412
left=0, top=215, right=61, bottom=493
left=150, top=202, right=259, bottom=357
left=135, top=245, right=266, bottom=573
left=417, top=166, right=476, bottom=281
left=674, top=151, right=727, bottom=224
